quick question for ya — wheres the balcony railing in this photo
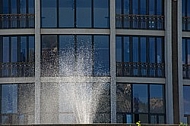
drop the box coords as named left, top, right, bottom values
left=0, top=62, right=34, bottom=77
left=183, top=64, right=190, bottom=79
left=182, top=16, right=190, bottom=31
left=116, top=62, right=165, bottom=77
left=116, top=14, right=164, bottom=30
left=0, top=14, right=35, bottom=28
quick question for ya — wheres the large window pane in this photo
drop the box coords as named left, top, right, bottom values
left=94, top=0, right=109, bottom=28
left=59, top=35, right=75, bottom=76
left=59, top=0, right=74, bottom=27
left=150, top=85, right=164, bottom=113
left=133, top=84, right=148, bottom=113
left=76, top=0, right=92, bottom=27
left=94, top=36, right=109, bottom=76
left=124, top=37, right=130, bottom=62
left=116, top=37, right=122, bottom=62
left=41, top=0, right=57, bottom=27
left=184, top=86, right=190, bottom=115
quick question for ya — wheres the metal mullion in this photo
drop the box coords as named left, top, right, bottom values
left=138, top=0, right=140, bottom=28
left=186, top=39, right=188, bottom=78
left=8, top=0, right=11, bottom=28
left=146, top=0, right=149, bottom=29
left=155, top=0, right=158, bottom=29
left=129, top=0, right=133, bottom=28
left=26, top=36, right=29, bottom=62
left=162, top=37, right=165, bottom=77
left=18, top=0, right=21, bottom=28
left=74, top=0, right=77, bottom=28
left=122, top=0, right=124, bottom=28
left=185, top=0, right=188, bottom=30
left=26, top=0, right=29, bottom=27
left=122, top=36, right=124, bottom=76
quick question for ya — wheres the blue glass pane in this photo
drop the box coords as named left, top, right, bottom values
left=59, top=0, right=74, bottom=27
left=116, top=37, right=122, bottom=62
left=140, top=0, right=146, bottom=14
left=2, top=85, right=18, bottom=114
left=149, top=0, right=155, bottom=15
left=3, top=0, right=9, bottom=13
left=124, top=37, right=129, bottom=62
left=133, top=37, right=139, bottom=62
left=29, top=36, right=34, bottom=62
left=157, top=0, right=163, bottom=15
left=150, top=85, right=164, bottom=113
left=3, top=37, right=9, bottom=62
left=116, top=0, right=122, bottom=14
left=182, top=39, right=186, bottom=64
left=20, top=0, right=26, bottom=14
left=41, top=0, right=57, bottom=27
left=76, top=0, right=92, bottom=27
left=28, top=0, right=35, bottom=13
left=133, top=84, right=148, bottom=113
left=132, top=0, right=138, bottom=14
left=124, top=0, right=129, bottom=14
left=11, top=37, right=17, bottom=62
left=183, top=86, right=190, bottom=114
left=94, top=0, right=109, bottom=28
left=188, top=1, right=190, bottom=16
left=149, top=38, right=155, bottom=63
left=156, top=38, right=163, bottom=63
left=20, top=37, right=27, bottom=62
left=11, top=0, right=17, bottom=13
left=94, top=36, right=109, bottom=76
left=187, top=39, right=190, bottom=64
left=77, top=35, right=92, bottom=75
left=59, top=35, right=75, bottom=76
left=140, top=37, right=146, bottom=62
left=182, top=0, right=186, bottom=16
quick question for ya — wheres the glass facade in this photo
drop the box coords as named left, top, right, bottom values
left=0, top=83, right=35, bottom=125
left=41, top=0, right=109, bottom=28
left=182, top=0, right=190, bottom=31
left=41, top=35, right=110, bottom=77
left=116, top=83, right=165, bottom=124
left=116, top=36, right=164, bottom=77
left=182, top=38, right=190, bottom=79
left=116, top=0, right=164, bottom=29
left=0, top=0, right=35, bottom=29
left=0, top=36, right=35, bottom=77
left=40, top=82, right=110, bottom=124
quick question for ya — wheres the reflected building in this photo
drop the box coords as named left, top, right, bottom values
left=0, top=0, right=190, bottom=125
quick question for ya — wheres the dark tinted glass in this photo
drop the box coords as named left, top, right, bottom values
left=41, top=0, right=57, bottom=27
left=184, top=86, right=190, bottom=114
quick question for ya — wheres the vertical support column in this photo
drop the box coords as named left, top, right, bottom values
left=35, top=0, right=41, bottom=124
left=172, top=0, right=180, bottom=124
left=110, top=0, right=116, bottom=123
left=165, top=0, right=174, bottom=124
left=177, top=0, right=184, bottom=123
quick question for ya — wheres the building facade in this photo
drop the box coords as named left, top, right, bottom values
left=0, top=0, right=190, bottom=125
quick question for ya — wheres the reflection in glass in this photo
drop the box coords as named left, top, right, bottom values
left=41, top=0, right=57, bottom=27
left=94, top=36, right=109, bottom=76
left=59, top=0, right=74, bottom=27
left=1, top=84, right=35, bottom=125
left=94, top=0, right=109, bottom=28
left=133, top=84, right=148, bottom=113
left=184, top=86, right=190, bottom=115
left=76, top=0, right=92, bottom=27
left=116, top=84, right=131, bottom=113
left=150, top=85, right=164, bottom=113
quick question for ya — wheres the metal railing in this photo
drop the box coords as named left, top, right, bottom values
left=0, top=62, right=34, bottom=77
left=182, top=16, right=190, bottom=31
left=0, top=14, right=35, bottom=28
left=116, top=14, right=164, bottom=29
left=116, top=62, right=165, bottom=77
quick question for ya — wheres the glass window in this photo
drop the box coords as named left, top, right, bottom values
left=59, top=0, right=74, bottom=27
left=29, top=36, right=35, bottom=62
left=149, top=0, right=155, bottom=15
left=11, top=37, right=17, bottom=62
left=133, top=84, right=148, bottom=113
left=59, top=35, right=75, bottom=76
left=140, top=37, right=146, bottom=63
left=132, top=0, right=138, bottom=14
left=124, top=37, right=130, bottom=62
left=20, top=37, right=27, bottom=62
left=150, top=85, right=164, bottom=113
left=94, top=36, right=109, bottom=76
left=3, top=37, right=9, bottom=63
left=116, top=83, right=132, bottom=113
left=184, top=86, right=190, bottom=115
left=140, top=0, right=147, bottom=15
left=76, top=0, right=92, bottom=27
left=94, top=0, right=109, bottom=28
left=41, top=0, right=57, bottom=27
left=157, top=0, right=163, bottom=15
left=116, top=37, right=122, bottom=62
left=76, top=35, right=92, bottom=75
